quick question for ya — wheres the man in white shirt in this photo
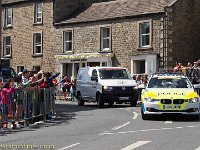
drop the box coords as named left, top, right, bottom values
left=22, top=69, right=29, bottom=83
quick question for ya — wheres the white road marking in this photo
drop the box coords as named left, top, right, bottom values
left=58, top=143, right=80, bottom=150
left=121, top=141, right=151, bottom=150
left=118, top=108, right=132, bottom=111
left=112, top=122, right=130, bottom=130
left=118, top=108, right=139, bottom=119
left=176, top=127, right=183, bottom=129
left=165, top=121, right=172, bottom=123
left=195, top=146, right=200, bottom=150
left=99, top=125, right=200, bottom=135
left=132, top=112, right=138, bottom=120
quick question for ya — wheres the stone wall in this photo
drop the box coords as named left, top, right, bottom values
left=1, top=0, right=57, bottom=72
left=54, top=15, right=163, bottom=72
left=167, top=0, right=200, bottom=67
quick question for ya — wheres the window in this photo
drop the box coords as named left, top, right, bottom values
left=33, top=32, right=42, bottom=54
left=17, top=66, right=25, bottom=73
left=139, top=22, right=151, bottom=47
left=100, top=27, right=111, bottom=51
left=34, top=3, right=43, bottom=23
left=148, top=77, right=192, bottom=88
left=133, top=60, right=145, bottom=74
left=3, top=36, right=11, bottom=57
left=102, top=62, right=107, bottom=67
left=99, top=68, right=130, bottom=79
left=33, top=66, right=41, bottom=72
left=92, top=69, right=97, bottom=77
left=63, top=30, right=73, bottom=52
left=5, top=8, right=12, bottom=27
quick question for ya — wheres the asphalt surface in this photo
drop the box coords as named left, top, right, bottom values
left=1, top=100, right=200, bottom=150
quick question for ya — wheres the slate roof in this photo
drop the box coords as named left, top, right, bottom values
left=2, top=0, right=29, bottom=4
left=57, top=0, right=177, bottom=24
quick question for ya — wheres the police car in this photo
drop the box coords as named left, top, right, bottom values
left=141, top=72, right=200, bottom=120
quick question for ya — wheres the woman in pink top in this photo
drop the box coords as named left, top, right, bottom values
left=0, top=82, right=16, bottom=129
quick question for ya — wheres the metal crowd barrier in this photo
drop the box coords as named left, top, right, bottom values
left=3, top=87, right=56, bottom=128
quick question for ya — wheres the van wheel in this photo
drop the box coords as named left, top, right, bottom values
left=97, top=94, right=104, bottom=108
left=108, top=102, right=114, bottom=107
left=78, top=96, right=84, bottom=106
left=130, top=100, right=137, bottom=107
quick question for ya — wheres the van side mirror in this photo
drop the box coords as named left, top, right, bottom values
left=91, top=76, right=98, bottom=82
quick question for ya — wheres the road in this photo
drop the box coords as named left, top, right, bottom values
left=1, top=100, right=200, bottom=150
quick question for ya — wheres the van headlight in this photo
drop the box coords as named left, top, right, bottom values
left=103, top=86, right=113, bottom=91
left=189, top=97, right=199, bottom=103
left=145, top=97, right=160, bottom=102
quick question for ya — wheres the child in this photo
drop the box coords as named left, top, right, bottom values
left=70, top=76, right=76, bottom=101
left=0, top=81, right=16, bottom=130
left=14, top=76, right=32, bottom=129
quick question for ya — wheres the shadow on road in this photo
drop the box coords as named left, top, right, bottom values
left=148, top=114, right=200, bottom=122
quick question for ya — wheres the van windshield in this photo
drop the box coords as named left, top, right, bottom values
left=99, top=68, right=131, bottom=79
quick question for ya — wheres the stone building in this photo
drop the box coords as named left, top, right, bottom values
left=1, top=0, right=55, bottom=73
left=1, top=0, right=200, bottom=77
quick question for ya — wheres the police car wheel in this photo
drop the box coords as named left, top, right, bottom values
left=108, top=102, right=114, bottom=107
left=78, top=96, right=84, bottom=106
left=191, top=114, right=200, bottom=120
left=141, top=108, right=150, bottom=120
left=97, top=94, right=104, bottom=108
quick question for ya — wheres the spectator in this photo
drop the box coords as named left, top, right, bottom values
left=193, top=62, right=198, bottom=69
left=186, top=62, right=193, bottom=78
left=173, top=63, right=180, bottom=72
left=70, top=76, right=76, bottom=101
left=191, top=72, right=199, bottom=84
left=0, top=82, right=16, bottom=129
left=64, top=78, right=71, bottom=99
left=13, top=76, right=32, bottom=129
left=142, top=74, right=148, bottom=86
left=22, top=69, right=30, bottom=83
left=60, top=76, right=68, bottom=101
left=136, top=75, right=142, bottom=85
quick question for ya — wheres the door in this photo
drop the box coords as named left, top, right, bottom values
left=88, top=69, right=98, bottom=100
left=77, top=68, right=90, bottom=99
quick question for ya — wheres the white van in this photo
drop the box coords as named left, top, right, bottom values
left=76, top=66, right=138, bottom=108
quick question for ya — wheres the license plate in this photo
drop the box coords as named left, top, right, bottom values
left=163, top=105, right=181, bottom=109
left=119, top=97, right=129, bottom=100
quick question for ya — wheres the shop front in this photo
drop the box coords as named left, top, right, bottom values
left=55, top=52, right=113, bottom=78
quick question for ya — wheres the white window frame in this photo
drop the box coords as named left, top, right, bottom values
left=3, top=36, right=11, bottom=57
left=63, top=30, right=73, bottom=52
left=17, top=66, right=25, bottom=73
left=131, top=55, right=157, bottom=76
left=138, top=20, right=152, bottom=48
left=34, top=3, right=43, bottom=24
left=100, top=26, right=111, bottom=51
left=5, top=7, right=12, bottom=27
left=33, top=65, right=41, bottom=72
left=33, top=32, right=43, bottom=54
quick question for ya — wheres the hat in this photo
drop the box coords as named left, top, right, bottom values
left=18, top=72, right=23, bottom=76
left=22, top=68, right=29, bottom=73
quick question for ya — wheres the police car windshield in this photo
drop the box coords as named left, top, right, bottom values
left=147, top=77, right=192, bottom=88
left=99, top=68, right=131, bottom=79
